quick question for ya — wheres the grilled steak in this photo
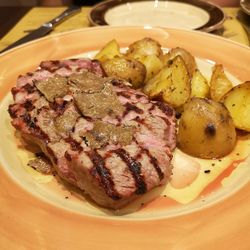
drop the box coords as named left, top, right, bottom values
left=8, top=58, right=176, bottom=209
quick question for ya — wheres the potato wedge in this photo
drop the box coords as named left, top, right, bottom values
left=191, top=69, right=210, bottom=98
left=161, top=56, right=191, bottom=107
left=126, top=37, right=163, bottom=60
left=210, top=64, right=233, bottom=102
left=177, top=97, right=236, bottom=159
left=94, top=39, right=122, bottom=62
left=102, top=57, right=146, bottom=88
left=143, top=64, right=172, bottom=97
left=223, top=81, right=250, bottom=131
left=161, top=47, right=197, bottom=77
left=138, top=55, right=163, bottom=82
left=143, top=55, right=191, bottom=108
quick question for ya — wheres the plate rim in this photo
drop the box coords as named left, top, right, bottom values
left=0, top=25, right=250, bottom=249
left=1, top=25, right=249, bottom=59
left=88, top=0, right=225, bottom=32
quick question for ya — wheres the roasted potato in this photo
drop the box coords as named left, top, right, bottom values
left=94, top=39, right=122, bottom=62
left=223, top=81, right=250, bottom=132
left=126, top=37, right=163, bottom=60
left=143, top=64, right=172, bottom=97
left=143, top=55, right=191, bottom=108
left=101, top=57, right=146, bottom=88
left=177, top=97, right=236, bottom=159
left=161, top=47, right=197, bottom=77
left=138, top=55, right=163, bottom=82
left=191, top=69, right=210, bottom=98
left=210, top=64, right=233, bottom=102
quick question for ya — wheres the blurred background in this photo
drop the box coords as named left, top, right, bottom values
left=0, top=0, right=240, bottom=7
left=1, top=0, right=247, bottom=48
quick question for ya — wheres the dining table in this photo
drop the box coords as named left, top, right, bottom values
left=0, top=5, right=250, bottom=51
left=1, top=4, right=250, bottom=250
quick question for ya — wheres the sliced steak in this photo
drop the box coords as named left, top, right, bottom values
left=8, top=58, right=176, bottom=209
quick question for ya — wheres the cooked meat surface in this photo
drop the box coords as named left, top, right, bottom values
left=8, top=58, right=176, bottom=209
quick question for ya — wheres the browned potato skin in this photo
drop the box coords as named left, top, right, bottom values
left=94, top=39, right=122, bottom=63
left=126, top=37, right=163, bottom=59
left=177, top=97, right=236, bottom=159
left=161, top=47, right=197, bottom=77
left=138, top=55, right=163, bottom=82
left=223, top=81, right=250, bottom=132
left=101, top=57, right=146, bottom=88
left=143, top=55, right=191, bottom=108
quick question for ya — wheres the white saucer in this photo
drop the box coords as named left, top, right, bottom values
left=89, top=0, right=225, bottom=32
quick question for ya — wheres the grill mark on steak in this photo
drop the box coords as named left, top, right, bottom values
left=116, top=91, right=130, bottom=99
left=133, top=135, right=164, bottom=181
left=88, top=150, right=121, bottom=200
left=64, top=137, right=83, bottom=152
left=39, top=60, right=74, bottom=73
left=123, top=102, right=143, bottom=117
left=23, top=84, right=36, bottom=93
left=16, top=113, right=50, bottom=143
left=114, top=148, right=147, bottom=195
left=11, top=84, right=36, bottom=101
left=154, top=101, right=174, bottom=117
left=8, top=104, right=19, bottom=118
left=21, top=113, right=37, bottom=129
left=22, top=116, right=40, bottom=137
left=40, top=60, right=61, bottom=72
left=23, top=100, right=35, bottom=111
left=110, top=78, right=126, bottom=87
left=135, top=94, right=145, bottom=99
left=39, top=59, right=105, bottom=77
left=50, top=99, right=68, bottom=115
left=11, top=87, right=19, bottom=96
left=64, top=151, right=72, bottom=161
left=143, top=148, right=164, bottom=180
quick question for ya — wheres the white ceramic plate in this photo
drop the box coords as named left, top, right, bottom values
left=89, top=0, right=225, bottom=32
